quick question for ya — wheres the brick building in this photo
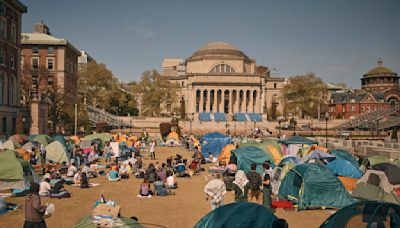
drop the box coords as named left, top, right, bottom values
left=0, top=0, right=26, bottom=137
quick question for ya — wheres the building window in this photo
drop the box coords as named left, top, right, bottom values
left=361, top=107, right=365, bottom=111
left=10, top=52, right=15, bottom=69
left=0, top=47, right=5, bottom=65
left=0, top=3, right=6, bottom=15
left=273, top=83, right=277, bottom=89
left=32, top=47, right=39, bottom=54
left=9, top=76, right=13, bottom=105
left=0, top=18, right=6, bottom=39
left=48, top=47, right=54, bottom=54
left=2, top=117, right=6, bottom=134
left=31, top=57, right=39, bottom=69
left=10, top=24, right=16, bottom=43
left=0, top=77, right=3, bottom=104
left=351, top=105, right=356, bottom=112
left=210, top=64, right=235, bottom=73
left=47, top=58, right=54, bottom=70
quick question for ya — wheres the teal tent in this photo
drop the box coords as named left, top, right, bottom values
left=325, top=160, right=363, bottom=179
left=232, top=146, right=275, bottom=175
left=194, top=202, right=279, bottom=228
left=279, top=163, right=356, bottom=209
left=320, top=201, right=400, bottom=228
left=278, top=136, right=318, bottom=145
left=331, top=149, right=359, bottom=168
left=53, top=135, right=66, bottom=145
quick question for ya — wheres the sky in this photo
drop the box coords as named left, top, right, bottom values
left=20, top=0, right=400, bottom=88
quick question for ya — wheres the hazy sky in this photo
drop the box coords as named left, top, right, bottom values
left=20, top=0, right=400, bottom=88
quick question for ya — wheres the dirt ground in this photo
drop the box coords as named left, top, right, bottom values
left=1, top=147, right=333, bottom=228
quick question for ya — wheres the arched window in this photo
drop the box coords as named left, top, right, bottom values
left=210, top=64, right=235, bottom=73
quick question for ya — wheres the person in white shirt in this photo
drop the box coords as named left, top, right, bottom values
left=67, top=163, right=78, bottom=177
left=39, top=178, right=51, bottom=197
left=149, top=140, right=156, bottom=160
left=165, top=171, right=177, bottom=189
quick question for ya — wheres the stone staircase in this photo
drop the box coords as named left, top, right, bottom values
left=87, top=105, right=132, bottom=128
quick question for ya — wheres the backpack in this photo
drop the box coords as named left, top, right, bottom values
left=248, top=172, right=261, bottom=190
left=148, top=172, right=157, bottom=183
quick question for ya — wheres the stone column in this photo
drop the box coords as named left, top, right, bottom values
left=241, top=90, right=247, bottom=113
left=213, top=90, right=218, bottom=113
left=206, top=89, right=211, bottom=113
left=254, top=90, right=260, bottom=113
left=249, top=90, right=254, bottom=113
left=228, top=90, right=233, bottom=114
left=199, top=89, right=204, bottom=113
left=220, top=90, right=225, bottom=113
left=260, top=89, right=265, bottom=114
left=235, top=90, right=240, bottom=113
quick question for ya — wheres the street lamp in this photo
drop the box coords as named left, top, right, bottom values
left=278, top=120, right=282, bottom=138
left=325, top=112, right=329, bottom=148
left=189, top=112, right=194, bottom=136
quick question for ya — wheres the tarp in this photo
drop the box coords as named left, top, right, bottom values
left=194, top=202, right=278, bottom=228
left=217, top=144, right=236, bottom=165
left=337, top=176, right=358, bottom=191
left=3, top=139, right=22, bottom=150
left=232, top=146, right=275, bottom=175
left=83, top=133, right=112, bottom=145
left=372, top=163, right=400, bottom=185
left=331, top=149, right=359, bottom=168
left=326, top=160, right=363, bottom=179
left=279, top=163, right=356, bottom=209
left=278, top=136, right=318, bottom=145
left=44, top=141, right=69, bottom=164
left=74, top=215, right=142, bottom=228
left=320, top=201, right=400, bottom=228
left=200, top=132, right=231, bottom=158
left=30, top=134, right=53, bottom=146
left=167, top=132, right=179, bottom=141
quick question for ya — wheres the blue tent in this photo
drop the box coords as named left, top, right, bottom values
left=326, top=160, right=363, bottom=179
left=200, top=132, right=231, bottom=158
left=302, top=150, right=335, bottom=163
left=232, top=146, right=275, bottom=175
left=278, top=136, right=318, bottom=145
left=194, top=202, right=279, bottom=228
left=331, top=149, right=359, bottom=168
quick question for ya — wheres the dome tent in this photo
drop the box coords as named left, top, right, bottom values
left=200, top=132, right=231, bottom=158
left=331, top=149, right=359, bottom=168
left=232, top=146, right=275, bottom=175
left=325, top=160, right=363, bottom=179
left=42, top=141, right=70, bottom=164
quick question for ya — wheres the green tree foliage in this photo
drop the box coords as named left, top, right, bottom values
left=132, top=70, right=179, bottom=117
left=282, top=72, right=328, bottom=118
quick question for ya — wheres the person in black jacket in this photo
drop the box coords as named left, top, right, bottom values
left=246, top=163, right=262, bottom=204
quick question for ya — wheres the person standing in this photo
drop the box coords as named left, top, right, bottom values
left=262, top=161, right=272, bottom=211
left=246, top=163, right=262, bottom=204
left=24, top=183, right=48, bottom=228
left=39, top=145, right=46, bottom=175
left=149, top=139, right=156, bottom=160
left=231, top=170, right=249, bottom=202
left=204, top=174, right=226, bottom=210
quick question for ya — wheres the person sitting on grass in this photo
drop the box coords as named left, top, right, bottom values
left=50, top=179, right=71, bottom=198
left=165, top=171, right=178, bottom=189
left=145, top=163, right=157, bottom=183
left=119, top=165, right=129, bottom=179
left=73, top=170, right=81, bottom=185
left=39, top=178, right=51, bottom=197
left=67, top=163, right=78, bottom=177
left=108, top=169, right=121, bottom=182
left=156, top=164, right=167, bottom=181
left=154, top=177, right=174, bottom=196
left=80, top=172, right=89, bottom=189
left=138, top=179, right=153, bottom=198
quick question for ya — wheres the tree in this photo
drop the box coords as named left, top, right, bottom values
left=281, top=72, right=328, bottom=118
left=20, top=64, right=49, bottom=107
left=132, top=70, right=179, bottom=117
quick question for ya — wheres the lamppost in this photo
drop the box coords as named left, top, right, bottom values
left=291, top=117, right=297, bottom=136
left=278, top=119, right=282, bottom=138
left=325, top=112, right=329, bottom=148
left=189, top=112, right=194, bottom=136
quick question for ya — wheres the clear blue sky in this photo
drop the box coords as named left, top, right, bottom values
left=20, top=0, right=400, bottom=88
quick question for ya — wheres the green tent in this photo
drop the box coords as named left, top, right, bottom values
left=239, top=141, right=280, bottom=165
left=279, top=163, right=356, bottom=210
left=74, top=215, right=142, bottom=228
left=44, top=141, right=69, bottom=163
left=320, top=201, right=400, bottom=228
left=232, top=146, right=275, bottom=175
left=3, top=139, right=22, bottom=150
left=83, top=133, right=112, bottom=145
left=362, top=155, right=392, bottom=167
left=194, top=202, right=279, bottom=228
left=331, top=149, right=359, bottom=168
left=0, top=150, right=25, bottom=190
left=30, top=134, right=53, bottom=146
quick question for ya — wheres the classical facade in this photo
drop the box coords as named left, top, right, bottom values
left=0, top=0, right=26, bottom=137
left=162, top=42, right=285, bottom=119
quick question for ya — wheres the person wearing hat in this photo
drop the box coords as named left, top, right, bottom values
left=24, top=182, right=48, bottom=228
left=262, top=161, right=272, bottom=212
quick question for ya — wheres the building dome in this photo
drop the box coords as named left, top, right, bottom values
left=363, top=59, right=397, bottom=78
left=190, top=42, right=248, bottom=59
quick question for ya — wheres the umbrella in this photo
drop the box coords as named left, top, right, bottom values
left=9, top=134, right=28, bottom=144
left=3, top=139, right=22, bottom=150
left=30, top=134, right=53, bottom=146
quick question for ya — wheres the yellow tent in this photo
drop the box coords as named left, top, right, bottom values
left=128, top=136, right=138, bottom=142
left=117, top=134, right=127, bottom=143
left=218, top=144, right=236, bottom=166
left=167, top=132, right=179, bottom=141
left=266, top=144, right=283, bottom=164
left=112, top=134, right=119, bottom=141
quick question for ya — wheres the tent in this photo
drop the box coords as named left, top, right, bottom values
left=278, top=136, right=318, bottom=145
left=217, top=144, right=236, bottom=165
left=194, top=202, right=279, bottom=228
left=30, top=134, right=53, bottom=146
left=371, top=163, right=400, bottom=185
left=83, top=133, right=112, bottom=145
left=362, top=155, right=391, bottom=167
left=338, top=176, right=358, bottom=191
left=272, top=162, right=296, bottom=195
left=167, top=131, right=179, bottom=141
left=3, top=139, right=22, bottom=150
left=331, top=149, right=359, bottom=168
left=240, top=141, right=282, bottom=164
left=44, top=141, right=69, bottom=164
left=352, top=170, right=400, bottom=204
left=200, top=132, right=231, bottom=158
left=22, top=141, right=35, bottom=152
left=279, top=163, right=356, bottom=209
left=9, top=134, right=27, bottom=144
left=232, top=146, right=275, bottom=175
left=0, top=150, right=34, bottom=191
left=301, top=150, right=335, bottom=164
left=278, top=156, right=300, bottom=167
left=69, top=135, right=80, bottom=145
left=325, top=160, right=363, bottom=179
left=79, top=140, right=93, bottom=149
left=320, top=201, right=400, bottom=228
left=15, top=148, right=31, bottom=161
left=74, top=215, right=142, bottom=228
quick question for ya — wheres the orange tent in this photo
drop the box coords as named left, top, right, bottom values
left=218, top=144, right=236, bottom=166
left=69, top=136, right=80, bottom=145
left=338, top=176, right=358, bottom=191
left=15, top=148, right=30, bottom=161
left=310, top=145, right=329, bottom=153
left=266, top=144, right=282, bottom=164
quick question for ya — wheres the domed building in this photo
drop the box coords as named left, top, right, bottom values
left=361, top=59, right=400, bottom=104
left=161, top=42, right=285, bottom=120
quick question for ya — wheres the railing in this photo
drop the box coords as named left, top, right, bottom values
left=86, top=105, right=133, bottom=128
